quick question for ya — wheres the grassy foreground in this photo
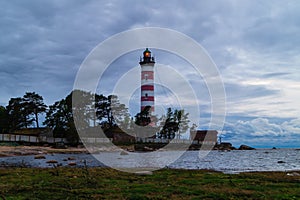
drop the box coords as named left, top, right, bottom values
left=0, top=167, right=299, bottom=200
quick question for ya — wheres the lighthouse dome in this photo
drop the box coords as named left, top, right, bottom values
left=143, top=48, right=151, bottom=57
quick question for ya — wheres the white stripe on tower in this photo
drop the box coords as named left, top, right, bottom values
left=140, top=48, right=155, bottom=114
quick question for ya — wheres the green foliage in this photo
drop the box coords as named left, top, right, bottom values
left=44, top=90, right=131, bottom=145
left=135, top=106, right=151, bottom=126
left=6, top=92, right=47, bottom=131
left=6, top=97, right=34, bottom=130
left=23, top=92, right=47, bottom=128
left=0, top=106, right=8, bottom=133
left=44, top=91, right=81, bottom=145
left=158, top=108, right=190, bottom=139
left=107, top=94, right=131, bottom=129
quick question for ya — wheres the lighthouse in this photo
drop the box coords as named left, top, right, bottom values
left=140, top=48, right=155, bottom=114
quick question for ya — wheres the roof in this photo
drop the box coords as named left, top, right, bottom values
left=143, top=48, right=151, bottom=54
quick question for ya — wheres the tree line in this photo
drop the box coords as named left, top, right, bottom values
left=0, top=90, right=190, bottom=145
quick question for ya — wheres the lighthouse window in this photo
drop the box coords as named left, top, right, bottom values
left=145, top=93, right=148, bottom=98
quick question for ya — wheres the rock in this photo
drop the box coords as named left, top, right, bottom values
left=144, top=146, right=153, bottom=151
left=277, top=160, right=286, bottom=164
left=68, top=162, right=77, bottom=166
left=67, top=157, right=76, bottom=160
left=120, top=151, right=129, bottom=155
left=46, top=160, right=58, bottom=164
left=272, top=147, right=277, bottom=149
left=34, top=155, right=46, bottom=159
left=238, top=145, right=255, bottom=150
left=214, top=142, right=235, bottom=151
left=135, top=171, right=153, bottom=175
left=286, top=172, right=300, bottom=176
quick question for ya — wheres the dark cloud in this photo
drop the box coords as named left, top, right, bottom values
left=225, top=82, right=280, bottom=101
left=261, top=72, right=290, bottom=78
left=1, top=0, right=300, bottom=147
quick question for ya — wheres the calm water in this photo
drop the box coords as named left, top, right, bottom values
left=0, top=149, right=299, bottom=173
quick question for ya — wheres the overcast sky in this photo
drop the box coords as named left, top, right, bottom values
left=1, top=0, right=300, bottom=147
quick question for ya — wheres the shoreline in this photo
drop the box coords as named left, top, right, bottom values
left=0, top=146, right=299, bottom=174
left=0, top=144, right=298, bottom=158
left=0, top=145, right=89, bottom=157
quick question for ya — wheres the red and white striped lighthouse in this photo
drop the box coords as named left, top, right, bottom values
left=140, top=48, right=155, bottom=114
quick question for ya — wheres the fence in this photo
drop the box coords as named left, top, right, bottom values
left=0, top=133, right=67, bottom=144
left=136, top=138, right=216, bottom=145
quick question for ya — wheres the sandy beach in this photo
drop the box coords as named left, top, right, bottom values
left=0, top=145, right=89, bottom=157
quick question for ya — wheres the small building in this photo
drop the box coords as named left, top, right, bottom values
left=104, top=126, right=136, bottom=143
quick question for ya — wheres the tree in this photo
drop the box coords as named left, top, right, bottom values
left=158, top=108, right=190, bottom=139
left=44, top=90, right=131, bottom=145
left=110, top=95, right=131, bottom=129
left=44, top=92, right=78, bottom=145
left=44, top=90, right=93, bottom=146
left=5, top=92, right=47, bottom=131
left=23, top=92, right=47, bottom=128
left=72, top=89, right=95, bottom=128
left=95, top=94, right=109, bottom=127
left=135, top=106, right=151, bottom=126
left=6, top=97, right=33, bottom=130
left=0, top=106, right=8, bottom=133
left=95, top=94, right=130, bottom=130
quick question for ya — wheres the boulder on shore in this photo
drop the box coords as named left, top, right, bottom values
left=214, top=142, right=236, bottom=150
left=238, top=144, right=255, bottom=150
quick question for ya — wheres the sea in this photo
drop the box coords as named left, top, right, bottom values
left=1, top=149, right=299, bottom=174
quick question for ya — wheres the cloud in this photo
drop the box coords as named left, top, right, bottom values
left=225, top=82, right=280, bottom=101
left=1, top=0, right=300, bottom=147
left=221, top=117, right=300, bottom=148
left=261, top=72, right=290, bottom=78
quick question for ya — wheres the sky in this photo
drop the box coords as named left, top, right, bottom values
left=1, top=0, right=300, bottom=148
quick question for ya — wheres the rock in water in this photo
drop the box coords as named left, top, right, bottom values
left=120, top=151, right=129, bottom=155
left=68, top=162, right=77, bottom=166
left=238, top=145, right=255, bottom=150
left=34, top=155, right=46, bottom=159
left=46, top=160, right=58, bottom=164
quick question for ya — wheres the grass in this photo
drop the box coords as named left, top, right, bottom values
left=0, top=167, right=299, bottom=200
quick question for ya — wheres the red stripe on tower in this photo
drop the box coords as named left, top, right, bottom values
left=139, top=48, right=155, bottom=114
left=141, top=96, right=154, bottom=101
left=141, top=85, right=154, bottom=91
left=141, top=71, right=154, bottom=80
